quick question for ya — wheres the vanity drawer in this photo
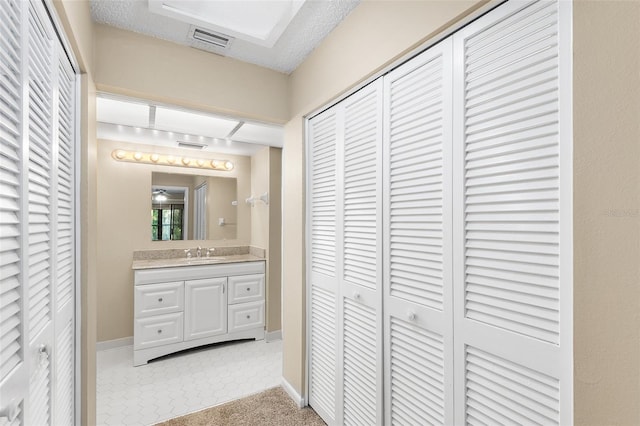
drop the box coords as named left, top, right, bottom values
left=227, top=274, right=265, bottom=305
left=135, top=281, right=184, bottom=317
left=134, top=312, right=183, bottom=350
left=228, top=301, right=264, bottom=333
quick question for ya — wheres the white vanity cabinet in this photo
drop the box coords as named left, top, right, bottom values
left=133, top=261, right=265, bottom=366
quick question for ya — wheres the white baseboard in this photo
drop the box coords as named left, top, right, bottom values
left=265, top=330, right=282, bottom=342
left=281, top=377, right=305, bottom=408
left=96, top=336, right=133, bottom=352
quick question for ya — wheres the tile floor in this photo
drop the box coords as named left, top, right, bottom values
left=96, top=339, right=282, bottom=426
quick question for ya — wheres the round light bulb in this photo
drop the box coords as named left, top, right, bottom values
left=150, top=154, right=160, bottom=163
left=182, top=157, right=191, bottom=165
left=115, top=150, right=126, bottom=159
left=224, top=161, right=234, bottom=170
left=211, top=160, right=219, bottom=168
left=133, top=152, right=143, bottom=161
left=196, top=159, right=204, bottom=167
left=167, top=156, right=175, bottom=164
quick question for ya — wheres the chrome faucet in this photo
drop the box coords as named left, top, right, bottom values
left=184, top=249, right=192, bottom=259
left=196, top=246, right=202, bottom=258
left=206, top=247, right=215, bottom=257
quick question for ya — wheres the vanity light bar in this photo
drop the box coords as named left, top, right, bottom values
left=111, top=149, right=234, bottom=171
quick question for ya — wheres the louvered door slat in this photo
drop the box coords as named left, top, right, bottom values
left=343, top=300, right=376, bottom=426
left=309, top=287, right=336, bottom=422
left=343, top=86, right=378, bottom=291
left=0, top=0, right=23, bottom=387
left=27, top=2, right=53, bottom=342
left=310, top=110, right=337, bottom=278
left=56, top=58, right=74, bottom=309
left=453, top=1, right=571, bottom=424
left=28, top=359, right=50, bottom=426
left=55, top=320, right=74, bottom=425
left=461, top=0, right=561, bottom=344
left=389, top=318, right=445, bottom=425
left=465, top=346, right=559, bottom=426
left=387, top=50, right=447, bottom=309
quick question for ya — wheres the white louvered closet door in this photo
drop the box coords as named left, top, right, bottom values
left=452, top=1, right=572, bottom=424
left=26, top=1, right=57, bottom=424
left=0, top=0, right=27, bottom=424
left=338, top=79, right=383, bottom=426
left=0, top=0, right=77, bottom=424
left=53, top=50, right=76, bottom=426
left=383, top=39, right=454, bottom=425
left=307, top=108, right=339, bottom=425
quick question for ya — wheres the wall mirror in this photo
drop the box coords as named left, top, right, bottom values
left=151, top=172, right=238, bottom=241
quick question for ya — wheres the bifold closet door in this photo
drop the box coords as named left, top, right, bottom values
left=307, top=107, right=339, bottom=425
left=338, top=80, right=383, bottom=426
left=383, top=39, right=454, bottom=425
left=452, top=1, right=572, bottom=424
left=0, top=0, right=77, bottom=424
left=308, top=78, right=384, bottom=426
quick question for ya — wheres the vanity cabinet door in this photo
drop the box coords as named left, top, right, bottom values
left=184, top=277, right=227, bottom=341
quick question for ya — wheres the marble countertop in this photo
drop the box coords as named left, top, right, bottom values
left=132, top=254, right=265, bottom=270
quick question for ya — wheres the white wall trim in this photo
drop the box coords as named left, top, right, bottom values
left=265, top=330, right=282, bottom=342
left=96, top=336, right=133, bottom=352
left=281, top=377, right=305, bottom=408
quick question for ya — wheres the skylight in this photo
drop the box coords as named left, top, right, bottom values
left=148, top=0, right=306, bottom=47
left=154, top=106, right=239, bottom=138
left=97, top=97, right=149, bottom=128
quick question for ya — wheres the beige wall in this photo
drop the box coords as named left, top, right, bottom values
left=250, top=146, right=283, bottom=333
left=94, top=24, right=289, bottom=124
left=268, top=148, right=283, bottom=333
left=573, top=1, right=640, bottom=424
left=282, top=0, right=487, bottom=395
left=96, top=139, right=251, bottom=342
left=51, top=1, right=97, bottom=425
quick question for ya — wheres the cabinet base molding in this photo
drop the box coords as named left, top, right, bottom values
left=281, top=378, right=305, bottom=408
left=134, top=328, right=264, bottom=366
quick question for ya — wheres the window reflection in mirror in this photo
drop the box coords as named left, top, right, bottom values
left=151, top=186, right=187, bottom=240
left=151, top=172, right=238, bottom=241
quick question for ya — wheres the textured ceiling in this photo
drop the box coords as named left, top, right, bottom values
left=90, top=0, right=361, bottom=74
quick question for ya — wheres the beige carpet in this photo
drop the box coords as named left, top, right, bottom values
left=156, top=387, right=326, bottom=426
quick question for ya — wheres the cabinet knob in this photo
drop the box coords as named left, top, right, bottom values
left=246, top=287, right=251, bottom=292
left=158, top=297, right=163, bottom=303
left=157, top=329, right=162, bottom=334
left=246, top=315, right=251, bottom=319
left=407, top=312, right=417, bottom=321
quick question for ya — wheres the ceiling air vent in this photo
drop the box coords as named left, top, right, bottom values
left=189, top=27, right=234, bottom=49
left=177, top=141, right=207, bottom=149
